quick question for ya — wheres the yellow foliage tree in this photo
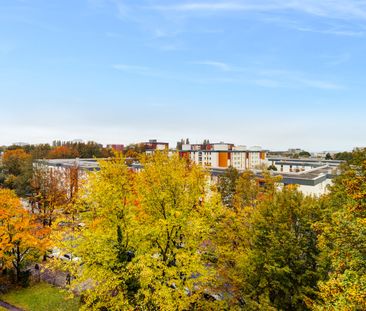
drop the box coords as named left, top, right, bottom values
left=57, top=153, right=226, bottom=310
left=314, top=158, right=366, bottom=310
left=134, top=152, right=224, bottom=309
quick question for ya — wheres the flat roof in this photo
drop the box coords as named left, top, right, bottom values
left=39, top=158, right=339, bottom=187
left=36, top=158, right=101, bottom=171
left=180, top=150, right=264, bottom=153
left=210, top=164, right=339, bottom=186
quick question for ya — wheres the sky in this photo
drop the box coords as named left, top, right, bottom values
left=1, top=0, right=366, bottom=151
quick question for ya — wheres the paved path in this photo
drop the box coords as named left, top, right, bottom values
left=0, top=300, right=25, bottom=311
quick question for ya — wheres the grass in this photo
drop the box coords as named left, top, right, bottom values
left=0, top=307, right=8, bottom=311
left=0, top=283, right=79, bottom=311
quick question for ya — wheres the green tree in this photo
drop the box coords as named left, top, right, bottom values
left=333, top=151, right=353, bottom=161
left=325, top=153, right=332, bottom=160
left=299, top=151, right=311, bottom=158
left=268, top=164, right=278, bottom=171
left=214, top=176, right=322, bottom=309
left=0, top=149, right=33, bottom=196
left=30, top=144, right=52, bottom=160
left=314, top=150, right=366, bottom=310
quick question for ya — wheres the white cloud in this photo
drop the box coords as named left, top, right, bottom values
left=295, top=26, right=364, bottom=37
left=113, top=61, right=343, bottom=90
left=151, top=1, right=366, bottom=20
left=153, top=2, right=279, bottom=12
left=112, top=64, right=153, bottom=74
left=190, top=61, right=344, bottom=90
left=192, top=60, right=233, bottom=71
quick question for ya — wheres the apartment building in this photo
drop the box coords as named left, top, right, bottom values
left=179, top=142, right=267, bottom=170
left=140, top=139, right=169, bottom=155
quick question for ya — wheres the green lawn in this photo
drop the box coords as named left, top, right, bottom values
left=0, top=283, right=79, bottom=311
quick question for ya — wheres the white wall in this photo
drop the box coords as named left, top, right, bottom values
left=297, top=179, right=332, bottom=196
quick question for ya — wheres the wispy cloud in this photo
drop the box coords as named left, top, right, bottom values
left=191, top=62, right=342, bottom=90
left=259, top=15, right=366, bottom=37
left=114, top=62, right=344, bottom=90
left=321, top=53, right=351, bottom=66
left=112, top=0, right=131, bottom=19
left=254, top=77, right=341, bottom=90
left=151, top=1, right=366, bottom=20
left=91, top=1, right=366, bottom=41
left=144, top=1, right=366, bottom=41
left=298, top=79, right=342, bottom=90
left=152, top=2, right=280, bottom=12
left=295, top=26, right=364, bottom=37
left=192, top=60, right=233, bottom=71
left=258, top=68, right=344, bottom=90
left=113, top=64, right=154, bottom=75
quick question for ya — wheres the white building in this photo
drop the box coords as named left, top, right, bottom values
left=180, top=142, right=267, bottom=170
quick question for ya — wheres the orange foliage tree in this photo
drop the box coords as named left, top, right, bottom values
left=47, top=146, right=79, bottom=159
left=30, top=167, right=67, bottom=227
left=0, top=189, right=50, bottom=283
left=30, top=165, right=80, bottom=227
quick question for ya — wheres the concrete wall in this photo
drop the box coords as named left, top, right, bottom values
left=297, top=179, right=332, bottom=196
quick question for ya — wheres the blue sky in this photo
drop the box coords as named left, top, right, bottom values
left=1, top=0, right=366, bottom=150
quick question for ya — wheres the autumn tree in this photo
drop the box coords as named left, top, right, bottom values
left=57, top=153, right=224, bottom=310
left=30, top=166, right=68, bottom=227
left=233, top=170, right=261, bottom=210
left=47, top=146, right=79, bottom=159
left=0, top=189, right=50, bottom=283
left=213, top=174, right=322, bottom=310
left=217, top=166, right=240, bottom=208
left=239, top=186, right=322, bottom=310
left=30, top=144, right=52, bottom=159
left=314, top=150, right=366, bottom=310
left=134, top=152, right=223, bottom=309
left=0, top=149, right=33, bottom=196
left=124, top=148, right=139, bottom=160
left=53, top=154, right=140, bottom=310
left=2, top=149, right=31, bottom=177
